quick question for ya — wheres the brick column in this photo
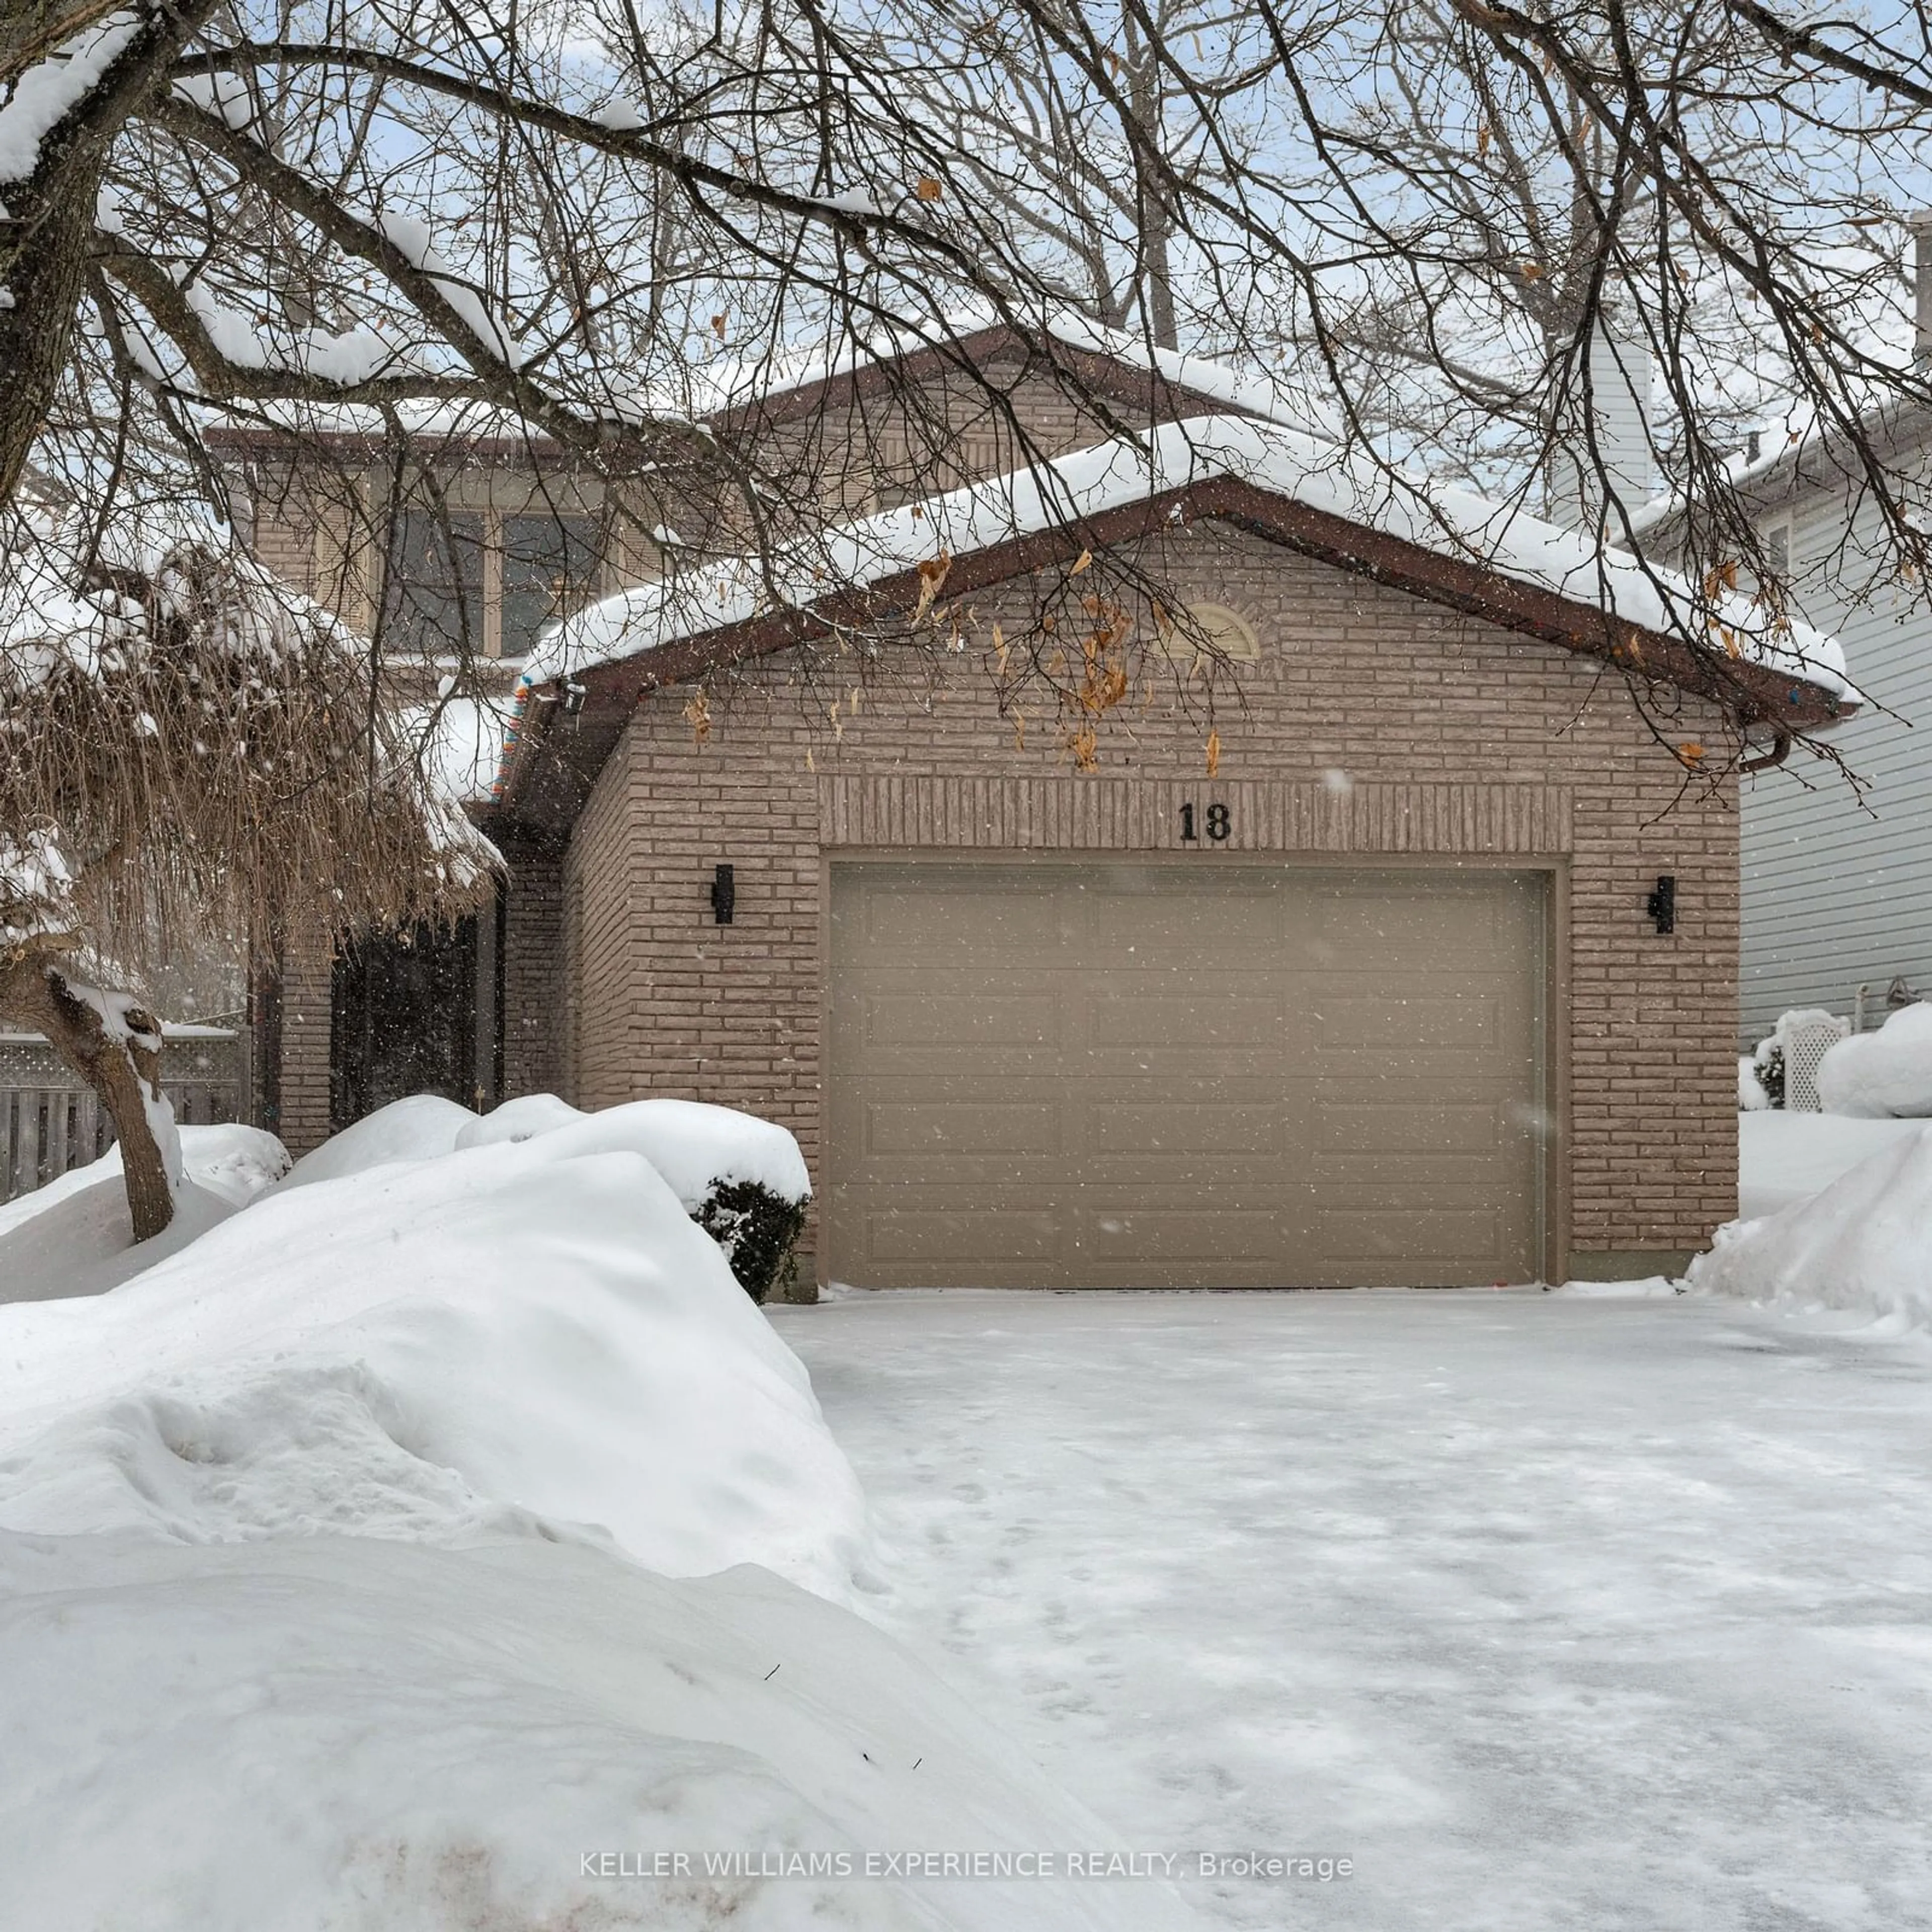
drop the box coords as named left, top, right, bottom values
left=276, top=928, right=335, bottom=1155
left=499, top=835, right=568, bottom=1100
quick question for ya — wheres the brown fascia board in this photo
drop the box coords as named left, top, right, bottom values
left=493, top=476, right=1853, bottom=833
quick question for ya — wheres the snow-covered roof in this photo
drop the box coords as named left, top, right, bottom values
left=403, top=696, right=511, bottom=808
left=1626, top=396, right=1932, bottom=539
left=524, top=413, right=1852, bottom=703
left=213, top=310, right=1330, bottom=448
left=673, top=310, right=1335, bottom=436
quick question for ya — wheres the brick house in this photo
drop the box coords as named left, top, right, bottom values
left=239, top=324, right=1849, bottom=1292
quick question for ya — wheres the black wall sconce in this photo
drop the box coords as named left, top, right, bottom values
left=1645, top=875, right=1676, bottom=935
left=710, top=863, right=736, bottom=925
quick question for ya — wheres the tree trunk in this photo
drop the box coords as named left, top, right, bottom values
left=0, top=160, right=98, bottom=509
left=0, top=947, right=177, bottom=1240
left=0, top=0, right=220, bottom=505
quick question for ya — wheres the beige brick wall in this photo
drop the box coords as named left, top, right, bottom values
left=562, top=519, right=1740, bottom=1276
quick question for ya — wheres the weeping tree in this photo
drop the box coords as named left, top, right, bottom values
left=0, top=520, right=492, bottom=1238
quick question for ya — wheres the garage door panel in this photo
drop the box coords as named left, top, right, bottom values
left=1304, top=880, right=1535, bottom=946
left=862, top=1099, right=1065, bottom=1159
left=1080, top=1206, right=1286, bottom=1264
left=850, top=1199, right=1067, bottom=1266
left=1309, top=1094, right=1520, bottom=1155
left=828, top=860, right=1545, bottom=1288
left=1311, top=1209, right=1522, bottom=1275
left=1083, top=888, right=1287, bottom=952
left=1311, top=990, right=1516, bottom=1054
left=1087, top=1101, right=1288, bottom=1158
left=860, top=881, right=1064, bottom=953
left=859, top=991, right=1060, bottom=1050
left=1086, top=988, right=1287, bottom=1046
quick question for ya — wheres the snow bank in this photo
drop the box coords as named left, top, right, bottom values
left=1737, top=1109, right=1925, bottom=1220
left=287, top=1092, right=809, bottom=1206
left=1692, top=1124, right=1932, bottom=1332
left=1738, top=1055, right=1772, bottom=1110
left=0, top=1533, right=1196, bottom=1932
left=0, top=1130, right=863, bottom=1594
left=279, top=1092, right=477, bottom=1187
left=0, top=1112, right=1197, bottom=1929
left=1816, top=1003, right=1932, bottom=1117
left=452, top=1089, right=581, bottom=1148
left=0, top=1123, right=289, bottom=1305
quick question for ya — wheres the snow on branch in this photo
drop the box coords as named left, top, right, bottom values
left=0, top=10, right=143, bottom=185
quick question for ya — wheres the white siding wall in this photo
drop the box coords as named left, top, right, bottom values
left=1740, top=449, right=1932, bottom=1041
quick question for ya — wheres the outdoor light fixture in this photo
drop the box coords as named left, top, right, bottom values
left=710, top=863, right=736, bottom=925
left=1645, top=875, right=1676, bottom=935
left=559, top=680, right=586, bottom=717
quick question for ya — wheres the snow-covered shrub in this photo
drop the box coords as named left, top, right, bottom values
left=518, top=1097, right=813, bottom=1303
left=692, top=1179, right=810, bottom=1303
left=279, top=1092, right=475, bottom=1186
left=451, top=1091, right=581, bottom=1147
left=1817, top=1003, right=1932, bottom=1117
left=1749, top=1036, right=1786, bottom=1108
left=284, top=1093, right=815, bottom=1300
left=1738, top=1055, right=1773, bottom=1110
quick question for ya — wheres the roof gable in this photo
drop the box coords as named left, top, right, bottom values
left=495, top=416, right=1853, bottom=830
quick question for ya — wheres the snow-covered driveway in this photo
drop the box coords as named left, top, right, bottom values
left=776, top=1289, right=1932, bottom=1931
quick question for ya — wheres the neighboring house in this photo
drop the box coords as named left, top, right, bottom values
left=1630, top=277, right=1932, bottom=1044
left=237, top=325, right=1848, bottom=1292
left=1714, top=419, right=1932, bottom=1044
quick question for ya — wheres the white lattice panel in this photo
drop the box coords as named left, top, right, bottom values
left=1777, top=1010, right=1850, bottom=1113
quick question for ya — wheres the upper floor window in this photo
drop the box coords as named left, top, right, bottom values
left=501, top=513, right=599, bottom=659
left=377, top=500, right=600, bottom=660
left=380, top=508, right=487, bottom=658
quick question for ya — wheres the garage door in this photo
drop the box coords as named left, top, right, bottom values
left=825, top=860, right=1547, bottom=1288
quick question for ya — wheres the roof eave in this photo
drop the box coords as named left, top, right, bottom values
left=489, top=475, right=1853, bottom=834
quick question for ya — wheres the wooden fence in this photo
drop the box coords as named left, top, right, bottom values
left=0, top=1032, right=243, bottom=1205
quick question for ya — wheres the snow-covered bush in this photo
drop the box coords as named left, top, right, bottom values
left=691, top=1178, right=811, bottom=1303
left=1748, top=1036, right=1785, bottom=1108
left=1817, top=1003, right=1932, bottom=1117
left=281, top=1092, right=814, bottom=1301
left=1738, top=1055, right=1773, bottom=1111
left=535, top=1098, right=814, bottom=1302
left=279, top=1093, right=476, bottom=1187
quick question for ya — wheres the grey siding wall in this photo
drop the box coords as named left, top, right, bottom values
left=1740, top=448, right=1932, bottom=1042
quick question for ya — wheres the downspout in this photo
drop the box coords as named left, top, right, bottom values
left=1740, top=728, right=1792, bottom=774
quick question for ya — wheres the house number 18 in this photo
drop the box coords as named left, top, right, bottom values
left=1179, top=802, right=1231, bottom=843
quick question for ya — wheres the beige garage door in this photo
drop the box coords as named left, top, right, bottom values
left=825, top=859, right=1549, bottom=1289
